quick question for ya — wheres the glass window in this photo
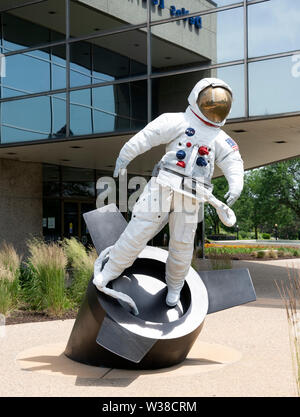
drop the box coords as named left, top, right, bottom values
left=248, top=0, right=300, bottom=58
left=70, top=88, right=93, bottom=136
left=92, top=85, right=116, bottom=133
left=43, top=163, right=60, bottom=197
left=1, top=0, right=66, bottom=52
left=51, top=45, right=67, bottom=90
left=150, top=0, right=243, bottom=22
left=0, top=1, right=46, bottom=10
left=62, top=166, right=95, bottom=198
left=152, top=65, right=245, bottom=120
left=151, top=7, right=243, bottom=72
left=70, top=30, right=147, bottom=88
left=70, top=41, right=92, bottom=88
left=70, top=81, right=147, bottom=136
left=0, top=93, right=66, bottom=143
left=43, top=198, right=62, bottom=242
left=1, top=49, right=51, bottom=97
left=92, top=30, right=147, bottom=83
left=152, top=69, right=211, bottom=117
left=1, top=45, right=66, bottom=98
left=217, top=64, right=245, bottom=119
left=70, top=0, right=147, bottom=38
left=249, top=56, right=300, bottom=117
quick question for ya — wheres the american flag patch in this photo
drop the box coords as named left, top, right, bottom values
left=226, top=137, right=239, bottom=150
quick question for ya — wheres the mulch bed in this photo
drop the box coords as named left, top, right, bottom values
left=5, top=309, right=78, bottom=326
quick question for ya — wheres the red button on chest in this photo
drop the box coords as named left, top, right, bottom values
left=176, top=161, right=186, bottom=168
left=199, top=146, right=209, bottom=156
left=186, top=142, right=192, bottom=148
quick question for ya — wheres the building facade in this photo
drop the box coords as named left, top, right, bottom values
left=0, top=0, right=299, bottom=253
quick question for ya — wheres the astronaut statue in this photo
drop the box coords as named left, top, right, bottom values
left=93, top=78, right=244, bottom=314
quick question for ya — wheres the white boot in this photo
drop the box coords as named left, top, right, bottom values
left=166, top=286, right=182, bottom=307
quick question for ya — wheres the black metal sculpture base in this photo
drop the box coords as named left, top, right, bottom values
left=65, top=204, right=256, bottom=370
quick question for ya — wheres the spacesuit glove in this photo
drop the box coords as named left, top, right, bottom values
left=224, top=190, right=240, bottom=207
left=113, top=157, right=130, bottom=178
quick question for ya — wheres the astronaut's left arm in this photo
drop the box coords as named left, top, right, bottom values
left=215, top=138, right=244, bottom=207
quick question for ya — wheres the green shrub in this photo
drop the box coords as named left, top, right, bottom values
left=262, top=233, right=271, bottom=240
left=257, top=250, right=266, bottom=258
left=239, top=231, right=248, bottom=239
left=63, top=238, right=98, bottom=305
left=293, top=249, right=300, bottom=257
left=0, top=243, right=21, bottom=316
left=23, top=239, right=70, bottom=316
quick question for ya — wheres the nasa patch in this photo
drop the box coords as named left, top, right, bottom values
left=225, top=137, right=239, bottom=151
left=185, top=128, right=195, bottom=137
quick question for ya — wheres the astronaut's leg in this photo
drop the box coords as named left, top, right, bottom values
left=93, top=178, right=172, bottom=289
left=165, top=194, right=199, bottom=307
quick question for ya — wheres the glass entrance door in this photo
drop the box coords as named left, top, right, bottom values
left=63, top=201, right=95, bottom=245
left=63, top=202, right=79, bottom=239
left=81, top=202, right=95, bottom=246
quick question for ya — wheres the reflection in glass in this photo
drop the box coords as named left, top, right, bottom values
left=70, top=81, right=147, bottom=136
left=92, top=85, right=115, bottom=133
left=216, top=7, right=244, bottom=63
left=1, top=93, right=66, bottom=143
left=43, top=164, right=60, bottom=197
left=70, top=0, right=147, bottom=37
left=51, top=45, right=67, bottom=91
left=70, top=41, right=92, bottom=88
left=152, top=69, right=211, bottom=117
left=1, top=49, right=50, bottom=97
left=150, top=0, right=210, bottom=22
left=1, top=46, right=66, bottom=98
left=150, top=0, right=243, bottom=21
left=152, top=7, right=243, bottom=72
left=217, top=65, right=245, bottom=119
left=2, top=12, right=51, bottom=51
left=0, top=0, right=45, bottom=10
left=92, top=30, right=147, bottom=82
left=70, top=89, right=92, bottom=136
left=70, top=30, right=147, bottom=88
left=248, top=0, right=300, bottom=58
left=153, top=67, right=244, bottom=119
left=62, top=166, right=95, bottom=198
left=249, top=57, right=300, bottom=116
left=1, top=0, right=65, bottom=51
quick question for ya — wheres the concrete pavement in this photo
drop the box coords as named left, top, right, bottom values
left=0, top=258, right=299, bottom=397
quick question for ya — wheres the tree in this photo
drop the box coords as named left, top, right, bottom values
left=205, top=158, right=300, bottom=239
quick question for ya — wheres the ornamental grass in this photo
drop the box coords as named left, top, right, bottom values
left=0, top=242, right=21, bottom=316
left=276, top=265, right=300, bottom=396
left=23, top=239, right=70, bottom=316
left=63, top=237, right=98, bottom=305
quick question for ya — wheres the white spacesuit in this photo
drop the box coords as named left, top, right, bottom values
left=93, top=78, right=244, bottom=311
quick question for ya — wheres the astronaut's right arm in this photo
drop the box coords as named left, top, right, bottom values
left=113, top=113, right=180, bottom=177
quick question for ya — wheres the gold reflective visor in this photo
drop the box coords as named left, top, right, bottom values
left=197, top=86, right=232, bottom=123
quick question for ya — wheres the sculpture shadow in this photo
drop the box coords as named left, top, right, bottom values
left=19, top=352, right=222, bottom=388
